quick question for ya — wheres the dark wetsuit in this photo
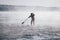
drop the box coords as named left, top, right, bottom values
left=28, top=13, right=35, bottom=25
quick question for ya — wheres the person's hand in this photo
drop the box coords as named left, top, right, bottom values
left=28, top=16, right=30, bottom=18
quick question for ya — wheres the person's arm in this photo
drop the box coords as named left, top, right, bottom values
left=28, top=15, right=31, bottom=18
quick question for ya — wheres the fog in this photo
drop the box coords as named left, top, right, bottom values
left=0, top=11, right=60, bottom=27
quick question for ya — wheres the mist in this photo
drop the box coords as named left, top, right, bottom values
left=0, top=10, right=60, bottom=27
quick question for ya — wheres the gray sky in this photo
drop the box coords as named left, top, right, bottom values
left=0, top=0, right=60, bottom=7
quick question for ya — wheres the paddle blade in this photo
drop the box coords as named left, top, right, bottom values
left=22, top=22, right=24, bottom=24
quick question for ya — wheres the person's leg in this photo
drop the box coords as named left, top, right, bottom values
left=31, top=20, right=32, bottom=25
left=31, top=18, right=35, bottom=25
left=32, top=20, right=35, bottom=25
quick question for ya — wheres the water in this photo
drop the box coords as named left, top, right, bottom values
left=0, top=5, right=60, bottom=40
left=0, top=11, right=60, bottom=40
left=1, top=35, right=60, bottom=40
left=0, top=23, right=60, bottom=40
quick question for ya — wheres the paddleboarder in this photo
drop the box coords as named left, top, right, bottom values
left=28, top=13, right=35, bottom=25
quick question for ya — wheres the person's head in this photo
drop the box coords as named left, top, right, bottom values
left=31, top=13, right=34, bottom=15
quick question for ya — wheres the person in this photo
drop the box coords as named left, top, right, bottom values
left=28, top=13, right=35, bottom=25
